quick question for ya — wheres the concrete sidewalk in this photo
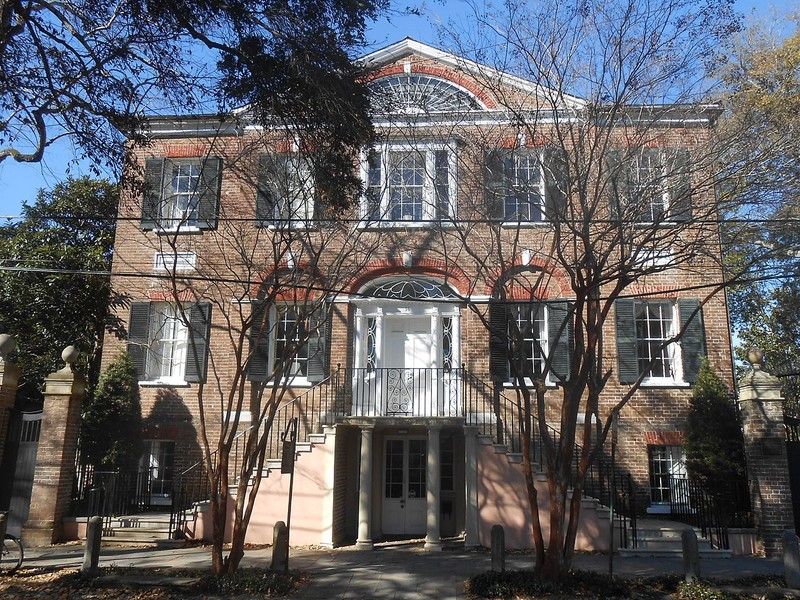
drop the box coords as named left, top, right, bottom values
left=19, top=542, right=787, bottom=600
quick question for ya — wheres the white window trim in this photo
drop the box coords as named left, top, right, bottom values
left=623, top=150, right=676, bottom=224
left=268, top=304, right=313, bottom=387
left=141, top=303, right=190, bottom=385
left=160, top=160, right=203, bottom=231
left=500, top=150, right=547, bottom=224
left=262, top=153, right=316, bottom=227
left=360, top=142, right=458, bottom=225
left=154, top=252, right=197, bottom=272
left=636, top=301, right=687, bottom=387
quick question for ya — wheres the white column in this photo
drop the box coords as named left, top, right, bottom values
left=464, top=426, right=480, bottom=547
left=425, top=426, right=443, bottom=551
left=356, top=425, right=375, bottom=549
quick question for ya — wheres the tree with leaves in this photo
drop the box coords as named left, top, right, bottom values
left=0, top=176, right=120, bottom=405
left=0, top=0, right=385, bottom=201
left=685, top=359, right=748, bottom=521
left=81, top=352, right=143, bottom=470
left=721, top=19, right=800, bottom=375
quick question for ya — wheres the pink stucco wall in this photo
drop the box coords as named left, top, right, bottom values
left=189, top=439, right=331, bottom=546
left=476, top=444, right=612, bottom=551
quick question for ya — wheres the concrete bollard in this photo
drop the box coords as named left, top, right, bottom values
left=270, top=521, right=289, bottom=572
left=82, top=516, right=103, bottom=576
left=681, top=528, right=700, bottom=582
left=491, top=524, right=505, bottom=573
left=783, top=530, right=800, bottom=589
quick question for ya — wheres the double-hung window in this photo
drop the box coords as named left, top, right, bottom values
left=510, top=304, right=548, bottom=378
left=489, top=301, right=572, bottom=383
left=607, top=147, right=691, bottom=223
left=142, top=157, right=222, bottom=231
left=248, top=303, right=328, bottom=384
left=364, top=144, right=456, bottom=222
left=615, top=298, right=705, bottom=385
left=127, top=301, right=212, bottom=384
left=256, top=153, right=315, bottom=225
left=484, top=147, right=567, bottom=223
left=634, top=300, right=675, bottom=380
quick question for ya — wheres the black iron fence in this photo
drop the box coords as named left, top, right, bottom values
left=668, top=476, right=751, bottom=549
left=69, top=365, right=658, bottom=547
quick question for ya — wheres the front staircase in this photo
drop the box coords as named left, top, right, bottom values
left=101, top=512, right=183, bottom=547
left=620, top=519, right=731, bottom=558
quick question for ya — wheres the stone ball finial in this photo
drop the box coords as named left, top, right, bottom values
left=0, top=333, right=15, bottom=359
left=747, top=346, right=763, bottom=369
left=61, top=345, right=79, bottom=366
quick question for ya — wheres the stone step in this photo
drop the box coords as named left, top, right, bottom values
left=101, top=534, right=185, bottom=548
left=619, top=546, right=731, bottom=559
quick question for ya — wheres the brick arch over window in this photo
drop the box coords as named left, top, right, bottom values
left=367, top=64, right=498, bottom=110
left=250, top=261, right=326, bottom=302
left=486, top=258, right=570, bottom=300
left=348, top=258, right=470, bottom=296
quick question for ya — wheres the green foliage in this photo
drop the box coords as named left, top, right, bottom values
left=677, top=579, right=734, bottom=600
left=198, top=568, right=308, bottom=596
left=722, top=20, right=800, bottom=381
left=466, top=570, right=629, bottom=599
left=81, top=353, right=143, bottom=469
left=0, top=177, right=120, bottom=405
left=685, top=359, right=747, bottom=487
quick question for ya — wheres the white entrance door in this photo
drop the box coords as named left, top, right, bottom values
left=383, top=316, right=433, bottom=415
left=382, top=437, right=427, bottom=535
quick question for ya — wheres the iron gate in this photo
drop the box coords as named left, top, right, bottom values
left=0, top=409, right=42, bottom=536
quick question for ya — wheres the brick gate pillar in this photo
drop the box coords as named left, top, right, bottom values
left=22, top=346, right=86, bottom=546
left=0, top=334, right=20, bottom=470
left=738, top=348, right=794, bottom=557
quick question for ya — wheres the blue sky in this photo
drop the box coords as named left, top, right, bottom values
left=0, top=0, right=789, bottom=219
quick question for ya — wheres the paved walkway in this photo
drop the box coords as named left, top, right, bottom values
left=19, top=541, right=788, bottom=599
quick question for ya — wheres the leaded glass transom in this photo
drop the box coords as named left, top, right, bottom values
left=364, top=279, right=457, bottom=300
left=369, top=74, right=482, bottom=114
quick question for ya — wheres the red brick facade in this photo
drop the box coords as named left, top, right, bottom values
left=102, top=39, right=735, bottom=546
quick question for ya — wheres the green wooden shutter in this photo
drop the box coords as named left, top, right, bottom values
left=142, top=159, right=165, bottom=230
left=615, top=298, right=639, bottom=384
left=489, top=301, right=509, bottom=382
left=127, top=302, right=152, bottom=380
left=256, top=153, right=279, bottom=225
left=484, top=149, right=506, bottom=220
left=248, top=302, right=270, bottom=382
left=668, top=148, right=692, bottom=222
left=196, top=157, right=222, bottom=230
left=679, top=298, right=705, bottom=383
left=606, top=150, right=625, bottom=221
left=547, top=301, right=572, bottom=381
left=543, top=147, right=568, bottom=222
left=185, top=302, right=212, bottom=383
left=306, top=305, right=329, bottom=383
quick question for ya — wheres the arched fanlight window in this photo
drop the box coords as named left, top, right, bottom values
left=362, top=278, right=458, bottom=300
left=369, top=74, right=482, bottom=114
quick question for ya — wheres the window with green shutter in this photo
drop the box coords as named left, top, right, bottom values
left=615, top=298, right=705, bottom=385
left=141, top=157, right=221, bottom=231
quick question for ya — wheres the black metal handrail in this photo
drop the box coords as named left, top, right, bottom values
left=668, top=475, right=751, bottom=549
left=169, top=369, right=340, bottom=536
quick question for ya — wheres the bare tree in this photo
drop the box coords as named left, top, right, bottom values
left=111, top=129, right=381, bottom=574
left=411, top=0, right=747, bottom=580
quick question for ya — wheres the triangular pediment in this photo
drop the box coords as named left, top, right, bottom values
left=360, top=38, right=584, bottom=115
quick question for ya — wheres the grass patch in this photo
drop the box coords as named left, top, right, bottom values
left=199, top=568, right=309, bottom=596
left=467, top=569, right=630, bottom=599
left=467, top=571, right=790, bottom=599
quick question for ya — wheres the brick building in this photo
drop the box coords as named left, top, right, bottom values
left=101, top=38, right=735, bottom=550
